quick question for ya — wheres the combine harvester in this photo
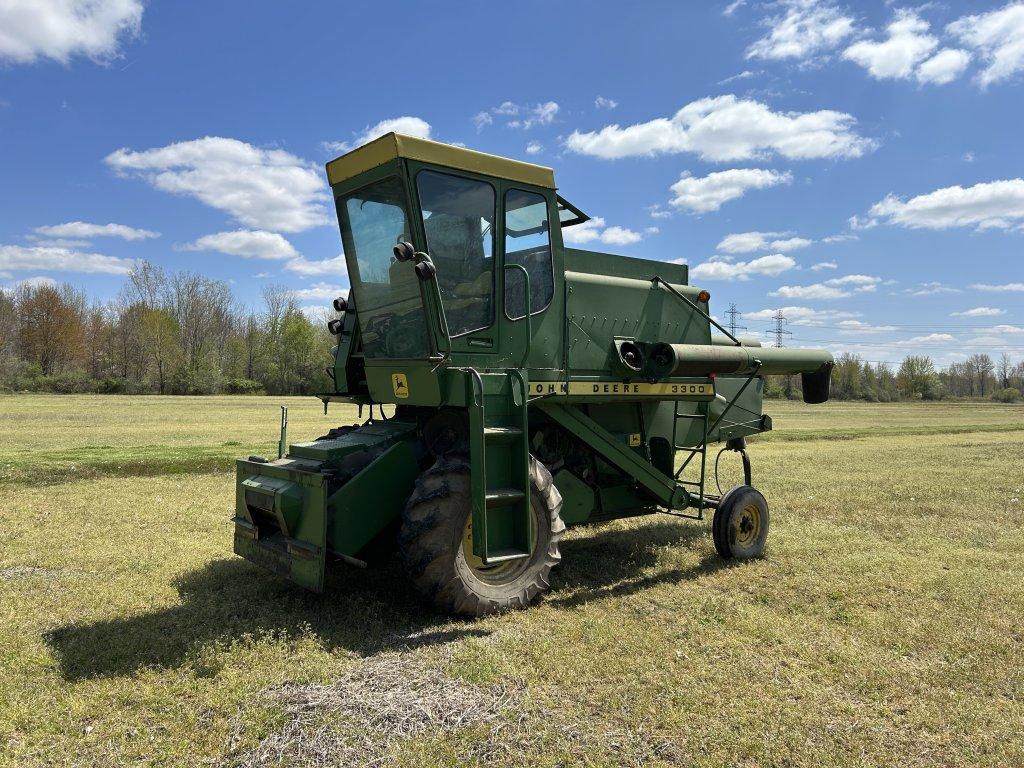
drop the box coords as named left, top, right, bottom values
left=232, top=134, right=833, bottom=616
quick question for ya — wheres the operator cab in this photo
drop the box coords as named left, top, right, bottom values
left=327, top=132, right=589, bottom=376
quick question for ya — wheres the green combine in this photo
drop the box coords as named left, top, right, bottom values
left=231, top=133, right=834, bottom=616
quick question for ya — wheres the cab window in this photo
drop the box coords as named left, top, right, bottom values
left=504, top=189, right=554, bottom=319
left=416, top=170, right=495, bottom=337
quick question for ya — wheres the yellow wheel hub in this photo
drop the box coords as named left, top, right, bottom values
left=734, top=503, right=762, bottom=546
left=462, top=515, right=521, bottom=583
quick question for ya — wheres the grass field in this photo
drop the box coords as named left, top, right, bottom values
left=2, top=394, right=1023, bottom=767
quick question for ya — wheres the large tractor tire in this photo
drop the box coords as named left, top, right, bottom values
left=398, top=453, right=564, bottom=617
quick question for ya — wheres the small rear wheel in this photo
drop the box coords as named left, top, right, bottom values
left=712, top=485, right=769, bottom=559
left=399, top=453, right=564, bottom=617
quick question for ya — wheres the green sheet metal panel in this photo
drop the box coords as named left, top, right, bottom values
left=326, top=439, right=420, bottom=557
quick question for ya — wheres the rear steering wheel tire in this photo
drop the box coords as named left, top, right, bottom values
left=398, top=453, right=564, bottom=617
left=712, top=485, right=769, bottom=559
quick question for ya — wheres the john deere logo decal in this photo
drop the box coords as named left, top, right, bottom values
left=528, top=381, right=713, bottom=398
left=392, top=373, right=409, bottom=398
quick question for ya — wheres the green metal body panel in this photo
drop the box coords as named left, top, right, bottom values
left=233, top=418, right=419, bottom=590
left=326, top=439, right=420, bottom=557
left=233, top=133, right=834, bottom=591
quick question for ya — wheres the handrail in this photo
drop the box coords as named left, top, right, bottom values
left=504, top=262, right=531, bottom=368
left=412, top=251, right=453, bottom=369
left=651, top=275, right=741, bottom=346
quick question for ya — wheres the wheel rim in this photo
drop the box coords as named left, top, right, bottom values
left=734, top=502, right=762, bottom=546
left=461, top=512, right=529, bottom=584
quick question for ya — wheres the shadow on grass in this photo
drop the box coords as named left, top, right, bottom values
left=548, top=518, right=732, bottom=608
left=46, top=517, right=724, bottom=680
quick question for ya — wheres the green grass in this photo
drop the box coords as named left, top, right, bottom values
left=1, top=395, right=1023, bottom=766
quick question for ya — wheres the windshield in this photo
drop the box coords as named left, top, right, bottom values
left=416, top=170, right=495, bottom=337
left=337, top=176, right=430, bottom=359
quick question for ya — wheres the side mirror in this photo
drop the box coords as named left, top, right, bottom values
left=415, top=260, right=437, bottom=281
left=393, top=241, right=415, bottom=262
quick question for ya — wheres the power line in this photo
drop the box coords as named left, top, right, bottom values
left=771, top=309, right=792, bottom=348
left=726, top=303, right=746, bottom=337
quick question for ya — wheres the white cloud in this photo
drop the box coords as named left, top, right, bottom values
left=811, top=260, right=838, bottom=271
left=525, top=141, right=543, bottom=155
left=821, top=233, right=857, bottom=243
left=284, top=254, right=347, bottom=276
left=475, top=101, right=559, bottom=130
left=949, top=3, right=1024, bottom=87
left=772, top=273, right=881, bottom=299
left=0, top=244, right=134, bottom=274
left=746, top=0, right=856, bottom=62
left=599, top=226, right=642, bottom=245
left=724, top=0, right=747, bottom=17
left=105, top=137, right=330, bottom=233
left=842, top=11, right=938, bottom=80
left=0, top=0, right=143, bottom=65
left=323, top=116, right=432, bottom=154
left=718, top=70, right=759, bottom=85
left=472, top=111, right=493, bottom=131
left=894, top=333, right=956, bottom=346
left=772, top=283, right=848, bottom=299
left=509, top=101, right=559, bottom=129
left=836, top=320, right=897, bottom=334
left=3, top=276, right=58, bottom=292
left=594, top=96, right=618, bottom=109
left=33, top=221, right=159, bottom=241
left=916, top=48, right=972, bottom=85
left=745, top=306, right=860, bottom=325
left=951, top=306, right=1006, bottom=317
left=990, top=323, right=1024, bottom=334
left=25, top=238, right=92, bottom=248
left=864, top=179, right=1024, bottom=231
left=904, top=281, right=962, bottom=296
left=179, top=230, right=299, bottom=260
left=691, top=253, right=796, bottom=281
left=562, top=217, right=643, bottom=247
left=717, top=230, right=812, bottom=253
left=670, top=169, right=792, bottom=213
left=565, top=94, right=874, bottom=162
left=290, top=282, right=348, bottom=301
left=971, top=282, right=1024, bottom=292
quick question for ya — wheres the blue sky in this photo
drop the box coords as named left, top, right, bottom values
left=1, top=0, right=1023, bottom=366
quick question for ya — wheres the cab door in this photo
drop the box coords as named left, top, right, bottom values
left=407, top=161, right=500, bottom=358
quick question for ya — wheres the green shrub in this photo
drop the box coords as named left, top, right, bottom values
left=993, top=387, right=1021, bottom=403
left=224, top=378, right=265, bottom=395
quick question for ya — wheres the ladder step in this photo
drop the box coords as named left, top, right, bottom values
left=483, top=426, right=523, bottom=442
left=485, top=488, right=526, bottom=507
left=485, top=548, right=531, bottom=563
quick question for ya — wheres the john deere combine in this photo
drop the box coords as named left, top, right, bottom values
left=232, top=133, right=834, bottom=616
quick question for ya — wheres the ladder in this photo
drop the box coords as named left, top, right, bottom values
left=465, top=369, right=532, bottom=564
left=671, top=399, right=710, bottom=519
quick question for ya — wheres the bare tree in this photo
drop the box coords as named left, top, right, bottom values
left=15, top=282, right=86, bottom=375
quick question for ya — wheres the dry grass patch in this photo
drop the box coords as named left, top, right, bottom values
left=226, top=651, right=518, bottom=767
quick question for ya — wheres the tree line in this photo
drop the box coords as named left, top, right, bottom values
left=1, top=265, right=1022, bottom=401
left=0, top=262, right=335, bottom=395
left=766, top=352, right=1024, bottom=403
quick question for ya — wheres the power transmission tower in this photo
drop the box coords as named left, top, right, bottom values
left=726, top=303, right=746, bottom=337
left=771, top=309, right=792, bottom=348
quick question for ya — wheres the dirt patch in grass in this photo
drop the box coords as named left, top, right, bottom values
left=0, top=565, right=62, bottom=580
left=225, top=652, right=518, bottom=767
